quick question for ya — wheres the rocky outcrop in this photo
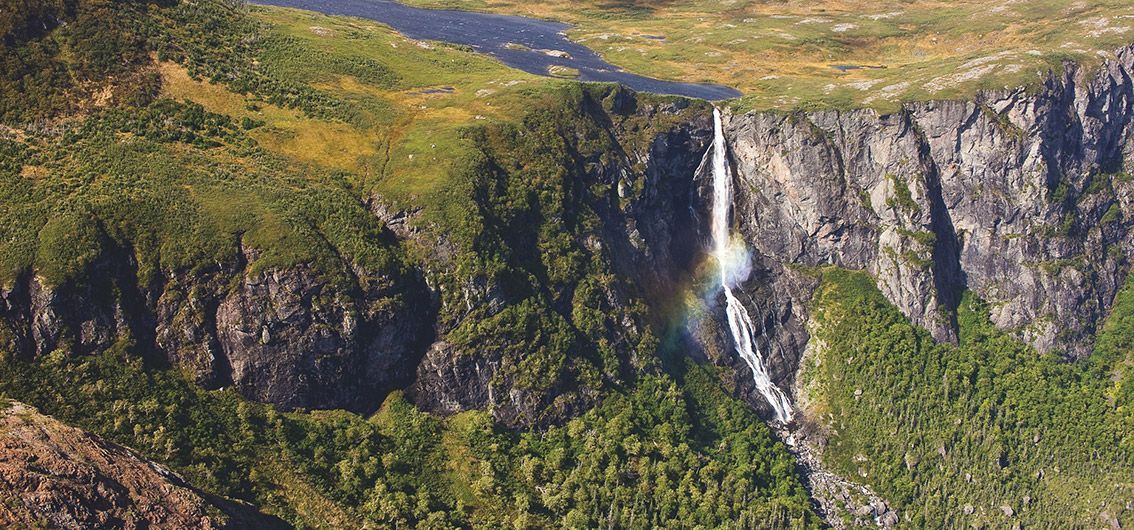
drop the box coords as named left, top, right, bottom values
left=0, top=237, right=432, bottom=414
left=214, top=249, right=431, bottom=411
left=707, top=45, right=1134, bottom=406
left=597, top=97, right=715, bottom=302
left=0, top=400, right=285, bottom=529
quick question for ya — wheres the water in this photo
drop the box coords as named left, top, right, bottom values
left=704, top=108, right=794, bottom=423
left=248, top=0, right=742, bottom=100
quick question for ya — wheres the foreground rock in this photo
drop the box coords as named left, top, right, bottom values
left=0, top=401, right=284, bottom=529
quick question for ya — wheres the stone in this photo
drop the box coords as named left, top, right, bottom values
left=0, top=401, right=283, bottom=529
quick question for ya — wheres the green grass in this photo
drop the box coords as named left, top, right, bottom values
left=153, top=3, right=571, bottom=206
left=0, top=98, right=411, bottom=289
left=1, top=0, right=577, bottom=287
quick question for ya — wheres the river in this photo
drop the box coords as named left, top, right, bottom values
left=248, top=0, right=742, bottom=100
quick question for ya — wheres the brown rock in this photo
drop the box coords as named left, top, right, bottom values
left=0, top=401, right=284, bottom=530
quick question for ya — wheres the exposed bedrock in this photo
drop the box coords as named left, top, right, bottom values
left=0, top=401, right=286, bottom=529
left=0, top=237, right=433, bottom=414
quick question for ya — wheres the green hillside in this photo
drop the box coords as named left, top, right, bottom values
left=800, top=269, right=1134, bottom=527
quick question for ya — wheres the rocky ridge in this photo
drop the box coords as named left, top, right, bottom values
left=0, top=238, right=433, bottom=415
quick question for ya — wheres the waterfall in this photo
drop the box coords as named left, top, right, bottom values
left=705, top=108, right=794, bottom=424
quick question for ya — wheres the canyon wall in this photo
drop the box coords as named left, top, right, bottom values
left=713, top=46, right=1134, bottom=409
left=0, top=240, right=434, bottom=414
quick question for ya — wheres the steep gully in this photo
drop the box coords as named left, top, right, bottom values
left=705, top=107, right=793, bottom=424
left=705, top=106, right=894, bottom=527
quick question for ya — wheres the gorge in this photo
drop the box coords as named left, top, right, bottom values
left=3, top=0, right=1134, bottom=527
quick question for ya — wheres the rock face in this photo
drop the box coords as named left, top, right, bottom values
left=0, top=238, right=432, bottom=414
left=0, top=401, right=284, bottom=529
left=391, top=52, right=1124, bottom=425
left=214, top=255, right=431, bottom=412
left=2, top=45, right=1133, bottom=436
left=709, top=45, right=1134, bottom=405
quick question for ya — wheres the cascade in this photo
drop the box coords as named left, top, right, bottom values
left=704, top=108, right=794, bottom=423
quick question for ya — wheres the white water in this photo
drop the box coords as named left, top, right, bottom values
left=705, top=108, right=794, bottom=424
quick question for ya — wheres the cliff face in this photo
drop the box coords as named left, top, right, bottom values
left=3, top=46, right=1134, bottom=430
left=0, top=86, right=711, bottom=427
left=0, top=240, right=433, bottom=414
left=714, top=45, right=1134, bottom=402
left=0, top=401, right=284, bottom=529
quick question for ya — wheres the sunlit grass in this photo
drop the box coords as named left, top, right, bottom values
left=161, top=62, right=383, bottom=173
left=161, top=5, right=572, bottom=206
left=403, top=0, right=1134, bottom=111
left=252, top=6, right=562, bottom=202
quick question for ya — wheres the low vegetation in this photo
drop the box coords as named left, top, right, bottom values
left=1, top=2, right=822, bottom=527
left=0, top=0, right=161, bottom=123
left=0, top=96, right=414, bottom=291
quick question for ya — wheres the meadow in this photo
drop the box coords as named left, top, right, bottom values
left=163, top=4, right=576, bottom=205
left=404, top=0, right=1134, bottom=112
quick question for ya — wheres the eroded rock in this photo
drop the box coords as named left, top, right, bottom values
left=0, top=401, right=283, bottom=529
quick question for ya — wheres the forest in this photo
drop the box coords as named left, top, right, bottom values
left=802, top=268, right=1134, bottom=528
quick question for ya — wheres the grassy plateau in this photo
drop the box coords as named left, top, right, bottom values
left=404, top=0, right=1134, bottom=111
